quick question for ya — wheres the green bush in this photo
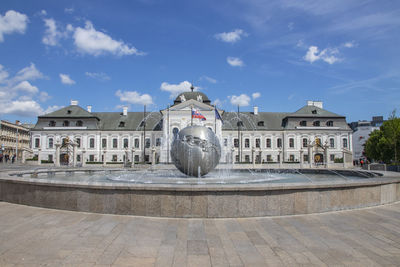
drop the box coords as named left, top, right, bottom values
left=86, top=161, right=103, bottom=164
left=41, top=160, right=54, bottom=163
left=334, top=158, right=344, bottom=163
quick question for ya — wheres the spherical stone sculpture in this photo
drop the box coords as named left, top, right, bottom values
left=171, top=125, right=221, bottom=177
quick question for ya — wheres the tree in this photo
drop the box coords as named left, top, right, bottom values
left=364, top=111, right=400, bottom=163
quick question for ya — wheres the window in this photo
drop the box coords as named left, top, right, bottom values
left=76, top=120, right=83, bottom=127
left=266, top=138, right=271, bottom=148
left=313, top=121, right=320, bottom=126
left=119, top=121, right=125, bottom=127
left=113, top=138, right=118, bottom=148
left=234, top=138, right=239, bottom=148
left=330, top=138, right=335, bottom=148
left=245, top=155, right=250, bottom=162
left=89, top=138, right=95, bottom=148
left=156, top=138, right=161, bottom=146
left=303, top=138, right=308, bottom=148
left=330, top=154, right=335, bottom=161
left=145, top=138, right=150, bottom=148
left=312, top=109, right=317, bottom=114
left=173, top=127, right=179, bottom=139
left=48, top=155, right=53, bottom=162
left=255, top=138, right=260, bottom=148
left=245, top=138, right=250, bottom=148
left=303, top=154, right=308, bottom=162
left=77, top=155, right=81, bottom=162
left=299, top=121, right=307, bottom=126
left=326, top=121, right=333, bottom=127
left=315, top=138, right=321, bottom=146
left=289, top=155, right=295, bottom=162
left=134, top=155, right=139, bottom=162
left=102, top=138, right=107, bottom=148
left=235, top=155, right=239, bottom=162
left=224, top=139, right=228, bottom=146
left=123, top=138, right=128, bottom=148
left=63, top=120, right=69, bottom=127
left=267, top=155, right=272, bottom=162
left=48, top=138, right=53, bottom=148
left=289, top=138, right=294, bottom=148
left=89, top=155, right=94, bottom=162
left=277, top=138, right=282, bottom=148
left=343, top=138, right=348, bottom=148
left=257, top=121, right=264, bottom=126
left=76, top=138, right=81, bottom=148
left=35, top=138, right=40, bottom=148
left=112, top=155, right=118, bottom=162
left=49, top=121, right=56, bottom=127
left=134, top=138, right=139, bottom=148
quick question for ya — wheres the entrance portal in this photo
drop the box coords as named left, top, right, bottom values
left=314, top=153, right=324, bottom=164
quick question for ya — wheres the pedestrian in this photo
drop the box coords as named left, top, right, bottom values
left=360, top=159, right=364, bottom=167
left=12, top=154, right=16, bottom=163
left=5, top=154, right=8, bottom=163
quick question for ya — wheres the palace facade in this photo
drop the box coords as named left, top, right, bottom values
left=30, top=92, right=353, bottom=167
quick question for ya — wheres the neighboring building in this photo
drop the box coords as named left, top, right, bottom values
left=349, top=116, right=384, bottom=163
left=0, top=120, right=32, bottom=162
left=31, top=93, right=353, bottom=167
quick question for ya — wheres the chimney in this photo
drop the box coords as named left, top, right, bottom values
left=123, top=106, right=128, bottom=116
left=87, top=105, right=92, bottom=113
left=253, top=106, right=258, bottom=115
left=70, top=100, right=78, bottom=106
left=307, top=100, right=323, bottom=109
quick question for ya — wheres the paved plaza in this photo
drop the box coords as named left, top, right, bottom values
left=0, top=201, right=399, bottom=266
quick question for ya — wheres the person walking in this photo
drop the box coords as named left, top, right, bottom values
left=12, top=154, right=16, bottom=164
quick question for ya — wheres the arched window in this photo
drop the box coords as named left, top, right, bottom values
left=257, top=121, right=264, bottom=126
left=330, top=138, right=335, bottom=148
left=326, top=121, right=333, bottom=127
left=48, top=138, right=53, bottom=148
left=302, top=138, right=308, bottom=148
left=119, top=121, right=125, bottom=127
left=313, top=121, right=320, bottom=127
left=76, top=120, right=83, bottom=127
left=299, top=121, right=307, bottom=126
left=49, top=121, right=56, bottom=127
left=343, top=138, right=348, bottom=148
left=89, top=138, right=95, bottom=148
left=123, top=138, right=128, bottom=148
left=289, top=138, right=294, bottom=148
left=172, top=127, right=179, bottom=139
left=63, top=120, right=70, bottom=127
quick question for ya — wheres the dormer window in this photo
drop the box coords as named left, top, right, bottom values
left=313, top=121, right=320, bottom=126
left=76, top=120, right=83, bottom=127
left=257, top=121, right=264, bottom=126
left=312, top=109, right=317, bottom=114
left=326, top=121, right=333, bottom=127
left=299, top=120, right=307, bottom=126
left=119, top=121, right=125, bottom=127
left=63, top=120, right=70, bottom=127
left=67, top=110, right=72, bottom=114
left=49, top=121, right=56, bottom=127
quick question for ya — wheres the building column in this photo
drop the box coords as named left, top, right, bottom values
left=324, top=147, right=329, bottom=168
left=279, top=149, right=283, bottom=167
left=37, top=148, right=42, bottom=165
left=308, top=145, right=313, bottom=168
left=81, top=150, right=86, bottom=167
left=151, top=146, right=156, bottom=166
left=300, top=150, right=304, bottom=169
left=103, top=151, right=107, bottom=167
left=72, top=144, right=77, bottom=167
left=131, top=148, right=135, bottom=168
left=231, top=148, right=235, bottom=164
left=252, top=147, right=256, bottom=168
left=55, top=144, right=61, bottom=167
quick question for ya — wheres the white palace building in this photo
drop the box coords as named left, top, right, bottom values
left=30, top=90, right=353, bottom=168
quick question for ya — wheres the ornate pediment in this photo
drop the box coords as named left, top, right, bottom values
left=161, top=99, right=214, bottom=114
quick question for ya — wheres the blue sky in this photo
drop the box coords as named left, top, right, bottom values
left=0, top=0, right=399, bottom=124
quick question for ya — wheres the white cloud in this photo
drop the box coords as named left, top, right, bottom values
left=40, top=10, right=47, bottom=16
left=85, top=71, right=110, bottom=81
left=229, top=94, right=251, bottom=106
left=39, top=91, right=51, bottom=102
left=13, top=81, right=39, bottom=94
left=43, top=105, right=63, bottom=114
left=64, top=8, right=74, bottom=14
left=0, top=10, right=28, bottom=42
left=214, top=29, right=247, bottom=43
left=116, top=90, right=153, bottom=105
left=343, top=41, right=356, bottom=48
left=42, top=18, right=62, bottom=46
left=0, top=64, right=9, bottom=83
left=303, top=46, right=341, bottom=64
left=200, top=75, right=217, bottom=84
left=213, top=98, right=224, bottom=107
left=252, top=92, right=261, bottom=99
left=59, top=73, right=75, bottom=85
left=13, top=63, right=44, bottom=83
left=73, top=21, right=145, bottom=56
left=160, top=80, right=198, bottom=98
left=288, top=22, right=294, bottom=31
left=227, top=57, right=244, bottom=67
left=0, top=100, right=43, bottom=117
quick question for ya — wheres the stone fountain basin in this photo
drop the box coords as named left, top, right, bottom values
left=0, top=168, right=399, bottom=218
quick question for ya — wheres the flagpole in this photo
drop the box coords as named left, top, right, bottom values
left=191, top=104, right=193, bottom=126
left=214, top=105, right=217, bottom=133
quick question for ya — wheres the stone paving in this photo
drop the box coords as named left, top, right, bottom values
left=0, top=202, right=400, bottom=266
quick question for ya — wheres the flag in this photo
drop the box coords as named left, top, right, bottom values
left=215, top=108, right=223, bottom=123
left=192, top=109, right=206, bottom=121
